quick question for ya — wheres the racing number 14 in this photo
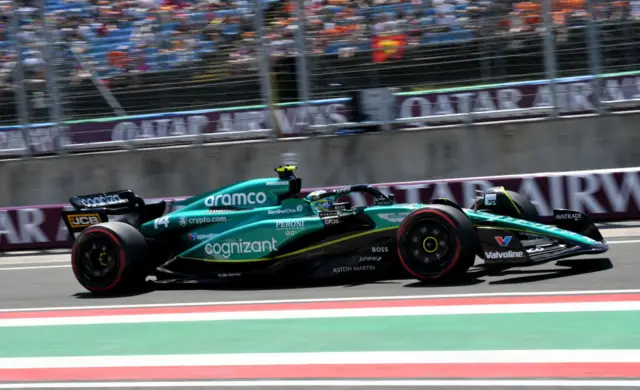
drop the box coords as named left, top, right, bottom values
left=154, top=217, right=170, bottom=230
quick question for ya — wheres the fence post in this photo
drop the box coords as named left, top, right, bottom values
left=40, top=0, right=66, bottom=153
left=69, top=46, right=127, bottom=117
left=254, top=0, right=279, bottom=138
left=541, top=0, right=559, bottom=117
left=10, top=6, right=33, bottom=155
left=294, top=0, right=312, bottom=134
left=585, top=0, right=602, bottom=114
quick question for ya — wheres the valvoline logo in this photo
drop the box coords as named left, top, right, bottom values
left=495, top=236, right=512, bottom=247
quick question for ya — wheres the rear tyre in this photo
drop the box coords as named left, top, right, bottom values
left=71, top=222, right=150, bottom=294
left=397, top=205, right=478, bottom=282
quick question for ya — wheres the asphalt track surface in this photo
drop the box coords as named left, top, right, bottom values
left=1, top=225, right=640, bottom=389
left=0, top=236, right=637, bottom=310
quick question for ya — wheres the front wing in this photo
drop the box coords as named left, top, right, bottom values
left=477, top=227, right=609, bottom=266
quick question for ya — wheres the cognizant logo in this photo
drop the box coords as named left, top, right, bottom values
left=204, top=238, right=278, bottom=259
left=204, top=192, right=267, bottom=207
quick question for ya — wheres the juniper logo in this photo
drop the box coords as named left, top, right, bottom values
left=204, top=238, right=278, bottom=259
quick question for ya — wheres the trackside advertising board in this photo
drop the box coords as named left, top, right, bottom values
left=3, top=70, right=640, bottom=152
left=2, top=167, right=640, bottom=251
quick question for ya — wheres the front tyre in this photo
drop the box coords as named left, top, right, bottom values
left=71, top=222, right=149, bottom=294
left=397, top=205, right=478, bottom=282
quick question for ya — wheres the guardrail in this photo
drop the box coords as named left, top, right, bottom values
left=2, top=166, right=640, bottom=252
left=2, top=70, right=640, bottom=157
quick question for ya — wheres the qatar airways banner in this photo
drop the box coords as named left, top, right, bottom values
left=3, top=73, right=640, bottom=152
left=396, top=73, right=640, bottom=126
left=2, top=167, right=640, bottom=252
left=0, top=101, right=352, bottom=152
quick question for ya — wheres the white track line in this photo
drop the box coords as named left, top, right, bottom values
left=0, top=381, right=639, bottom=388
left=0, top=265, right=70, bottom=271
left=2, top=301, right=640, bottom=327
left=0, top=258, right=69, bottom=266
left=4, top=350, right=640, bottom=369
left=2, top=288, right=640, bottom=313
left=13, top=301, right=640, bottom=327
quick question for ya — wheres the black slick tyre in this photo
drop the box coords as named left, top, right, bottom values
left=397, top=204, right=478, bottom=282
left=71, top=222, right=149, bottom=294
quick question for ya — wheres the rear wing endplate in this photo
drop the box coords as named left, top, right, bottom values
left=64, top=190, right=144, bottom=236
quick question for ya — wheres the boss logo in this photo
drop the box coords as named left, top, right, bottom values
left=68, top=214, right=102, bottom=228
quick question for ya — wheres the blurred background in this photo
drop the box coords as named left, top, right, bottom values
left=0, top=0, right=639, bottom=153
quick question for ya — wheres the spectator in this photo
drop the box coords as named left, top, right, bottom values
left=0, top=0, right=607, bottom=90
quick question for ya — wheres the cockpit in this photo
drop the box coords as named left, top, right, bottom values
left=273, top=165, right=396, bottom=214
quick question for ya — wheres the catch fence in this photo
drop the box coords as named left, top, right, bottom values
left=1, top=0, right=640, bottom=156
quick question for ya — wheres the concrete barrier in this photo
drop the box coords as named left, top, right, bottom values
left=2, top=113, right=640, bottom=207
left=4, top=166, right=640, bottom=251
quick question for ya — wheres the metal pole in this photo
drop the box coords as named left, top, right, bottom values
left=294, top=0, right=311, bottom=133
left=541, top=0, right=559, bottom=117
left=10, top=6, right=33, bottom=155
left=253, top=0, right=279, bottom=138
left=69, top=47, right=127, bottom=116
left=40, top=0, right=66, bottom=152
left=585, top=0, right=602, bottom=114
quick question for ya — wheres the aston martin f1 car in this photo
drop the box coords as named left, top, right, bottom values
left=62, top=166, right=609, bottom=294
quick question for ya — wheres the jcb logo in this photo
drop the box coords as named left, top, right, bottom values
left=68, top=214, right=102, bottom=228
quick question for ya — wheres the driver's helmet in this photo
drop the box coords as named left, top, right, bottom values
left=307, top=190, right=336, bottom=213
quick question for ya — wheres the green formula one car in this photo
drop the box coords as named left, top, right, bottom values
left=62, top=165, right=609, bottom=294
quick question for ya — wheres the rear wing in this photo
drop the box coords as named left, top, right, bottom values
left=62, top=190, right=165, bottom=236
left=69, top=190, right=142, bottom=212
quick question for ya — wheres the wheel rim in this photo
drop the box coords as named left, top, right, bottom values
left=403, top=220, right=455, bottom=275
left=76, top=236, right=121, bottom=286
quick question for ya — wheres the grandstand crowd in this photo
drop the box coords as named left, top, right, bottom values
left=0, top=0, right=635, bottom=96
